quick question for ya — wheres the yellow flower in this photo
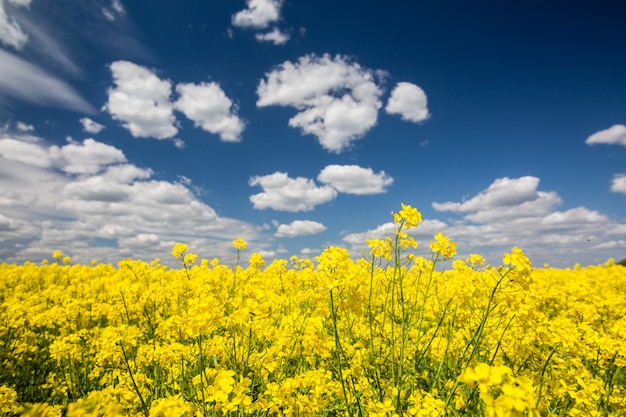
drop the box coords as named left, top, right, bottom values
left=149, top=395, right=193, bottom=416
left=171, top=242, right=189, bottom=260
left=233, top=237, right=247, bottom=251
left=503, top=247, right=532, bottom=290
left=430, top=232, right=457, bottom=259
left=52, top=250, right=63, bottom=259
left=183, top=253, right=198, bottom=266
left=466, top=253, right=484, bottom=267
left=367, top=238, right=392, bottom=260
left=392, top=203, right=422, bottom=229
left=248, top=253, right=265, bottom=269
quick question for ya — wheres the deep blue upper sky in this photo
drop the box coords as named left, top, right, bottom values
left=0, top=0, right=625, bottom=267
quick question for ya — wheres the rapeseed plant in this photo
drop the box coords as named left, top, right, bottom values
left=0, top=204, right=624, bottom=416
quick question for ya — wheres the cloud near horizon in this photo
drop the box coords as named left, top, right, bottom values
left=275, top=220, right=327, bottom=237
left=0, top=131, right=260, bottom=266
left=344, top=176, right=626, bottom=267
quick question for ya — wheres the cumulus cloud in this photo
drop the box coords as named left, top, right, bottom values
left=255, top=27, right=290, bottom=45
left=80, top=117, right=106, bottom=134
left=0, top=0, right=31, bottom=50
left=385, top=82, right=430, bottom=123
left=0, top=136, right=126, bottom=174
left=342, top=219, right=448, bottom=246
left=104, top=61, right=178, bottom=139
left=232, top=0, right=282, bottom=29
left=432, top=176, right=544, bottom=213
left=585, top=124, right=626, bottom=147
left=249, top=172, right=337, bottom=212
left=0, top=137, right=51, bottom=168
left=429, top=176, right=626, bottom=266
left=611, top=174, right=626, bottom=195
left=175, top=82, right=245, bottom=142
left=105, top=61, right=245, bottom=143
left=257, top=54, right=384, bottom=153
left=344, top=176, right=626, bottom=266
left=275, top=220, right=327, bottom=237
left=0, top=133, right=261, bottom=265
left=0, top=49, right=95, bottom=113
left=51, top=138, right=127, bottom=175
left=317, top=164, right=393, bottom=194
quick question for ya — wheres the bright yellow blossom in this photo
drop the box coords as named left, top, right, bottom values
left=430, top=232, right=457, bottom=259
left=232, top=237, right=247, bottom=251
left=171, top=242, right=189, bottom=260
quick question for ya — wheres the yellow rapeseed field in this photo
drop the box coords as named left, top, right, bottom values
left=0, top=205, right=624, bottom=416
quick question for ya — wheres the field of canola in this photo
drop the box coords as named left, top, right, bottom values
left=0, top=205, right=625, bottom=417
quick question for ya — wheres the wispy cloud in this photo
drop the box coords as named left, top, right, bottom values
left=255, top=27, right=289, bottom=45
left=0, top=49, right=95, bottom=113
left=0, top=0, right=31, bottom=50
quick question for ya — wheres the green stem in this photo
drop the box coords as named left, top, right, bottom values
left=119, top=341, right=149, bottom=417
left=330, top=288, right=354, bottom=417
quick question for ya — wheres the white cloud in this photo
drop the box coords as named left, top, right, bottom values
left=343, top=219, right=448, bottom=246
left=49, top=138, right=127, bottom=175
left=0, top=0, right=31, bottom=49
left=611, top=174, right=626, bottom=195
left=0, top=133, right=261, bottom=266
left=585, top=124, right=626, bottom=147
left=344, top=176, right=626, bottom=266
left=385, top=82, right=430, bottom=123
left=111, top=0, right=125, bottom=14
left=257, top=54, right=384, bottom=153
left=0, top=49, right=95, bottom=113
left=429, top=176, right=626, bottom=266
left=317, top=164, right=393, bottom=194
left=16, top=121, right=33, bottom=131
left=432, top=176, right=544, bottom=212
left=249, top=172, right=337, bottom=212
left=104, top=60, right=178, bottom=139
left=103, top=0, right=125, bottom=21
left=175, top=81, right=245, bottom=142
left=232, top=0, right=282, bottom=29
left=255, top=27, right=289, bottom=45
left=275, top=220, right=327, bottom=237
left=0, top=137, right=52, bottom=168
left=0, top=136, right=126, bottom=174
left=80, top=117, right=106, bottom=134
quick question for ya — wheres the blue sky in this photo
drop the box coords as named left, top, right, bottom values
left=1, top=0, right=625, bottom=267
